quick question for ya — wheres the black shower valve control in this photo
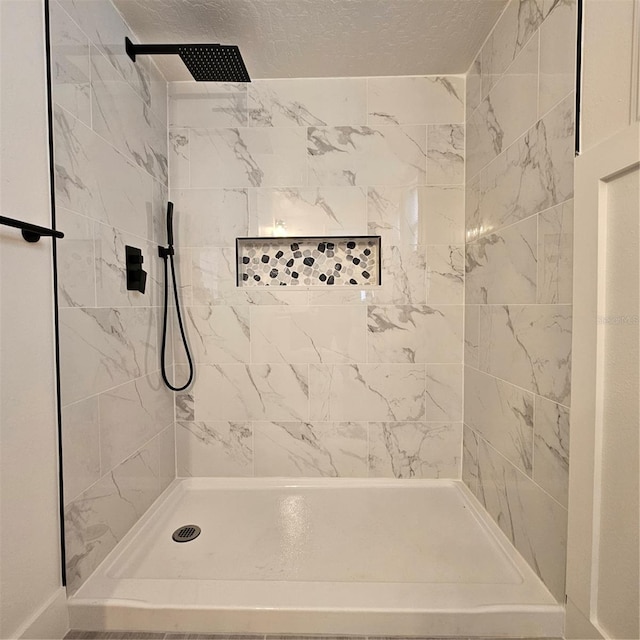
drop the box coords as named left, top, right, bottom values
left=125, top=245, right=147, bottom=294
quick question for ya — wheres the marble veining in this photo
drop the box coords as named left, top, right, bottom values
left=310, top=364, right=425, bottom=422
left=307, top=125, right=426, bottom=187
left=369, top=422, right=461, bottom=479
left=479, top=94, right=574, bottom=232
left=477, top=439, right=568, bottom=601
left=176, top=421, right=253, bottom=477
left=254, top=421, right=368, bottom=477
left=426, top=124, right=464, bottom=185
left=533, top=396, right=570, bottom=507
left=478, top=304, right=572, bottom=405
left=464, top=367, right=534, bottom=475
left=465, top=215, right=537, bottom=304
left=248, top=78, right=367, bottom=127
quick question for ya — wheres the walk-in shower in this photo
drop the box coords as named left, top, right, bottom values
left=51, top=0, right=577, bottom=636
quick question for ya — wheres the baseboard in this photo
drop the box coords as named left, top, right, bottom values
left=15, top=587, right=68, bottom=640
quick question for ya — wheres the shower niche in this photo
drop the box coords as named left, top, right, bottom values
left=236, top=236, right=381, bottom=287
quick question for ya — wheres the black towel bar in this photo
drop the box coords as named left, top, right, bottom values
left=0, top=215, right=64, bottom=243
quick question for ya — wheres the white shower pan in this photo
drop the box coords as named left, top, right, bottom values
left=68, top=478, right=564, bottom=637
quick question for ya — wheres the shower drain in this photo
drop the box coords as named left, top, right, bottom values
left=172, top=524, right=201, bottom=543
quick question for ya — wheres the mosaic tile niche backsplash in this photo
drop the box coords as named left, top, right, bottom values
left=169, top=75, right=466, bottom=482
left=237, top=237, right=381, bottom=287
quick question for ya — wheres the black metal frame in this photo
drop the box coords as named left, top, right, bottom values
left=575, top=0, right=584, bottom=156
left=43, top=0, right=67, bottom=586
left=0, top=215, right=64, bottom=243
left=235, top=235, right=383, bottom=287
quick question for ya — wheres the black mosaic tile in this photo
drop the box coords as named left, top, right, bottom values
left=237, top=237, right=380, bottom=287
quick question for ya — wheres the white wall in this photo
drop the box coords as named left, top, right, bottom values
left=0, top=1, right=68, bottom=638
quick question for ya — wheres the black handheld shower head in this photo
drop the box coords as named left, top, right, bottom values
left=166, top=201, right=174, bottom=247
left=125, top=38, right=250, bottom=82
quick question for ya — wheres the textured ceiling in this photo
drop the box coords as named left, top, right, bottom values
left=113, top=0, right=507, bottom=80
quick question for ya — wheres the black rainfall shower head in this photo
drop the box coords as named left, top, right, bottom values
left=125, top=37, right=250, bottom=82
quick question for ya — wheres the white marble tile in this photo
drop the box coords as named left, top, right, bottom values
left=250, top=187, right=367, bottom=237
left=178, top=306, right=250, bottom=364
left=375, top=245, right=427, bottom=305
left=189, top=127, right=307, bottom=188
left=94, top=224, right=160, bottom=307
left=537, top=199, right=573, bottom=303
left=158, top=425, right=176, bottom=492
left=426, top=244, right=464, bottom=304
left=465, top=173, right=481, bottom=240
left=478, top=304, right=572, bottom=405
left=307, top=289, right=379, bottom=307
left=61, top=397, right=100, bottom=505
left=176, top=421, right=252, bottom=477
left=146, top=59, right=168, bottom=126
left=64, top=441, right=160, bottom=593
left=190, top=246, right=309, bottom=306
left=251, top=306, right=367, bottom=364
left=171, top=189, right=249, bottom=247
left=54, top=105, right=155, bottom=239
left=468, top=34, right=539, bottom=177
left=420, top=185, right=465, bottom=245
left=59, top=307, right=157, bottom=404
left=248, top=78, right=367, bottom=126
left=464, top=305, right=480, bottom=368
left=307, top=125, right=426, bottom=187
left=152, top=180, right=169, bottom=245
left=465, top=215, right=538, bottom=304
left=170, top=82, right=248, bottom=128
left=462, top=425, right=479, bottom=495
left=533, top=396, right=570, bottom=508
left=91, top=46, right=167, bottom=184
left=367, top=305, right=463, bottom=364
left=169, top=129, right=190, bottom=189
left=464, top=367, right=535, bottom=475
left=175, top=387, right=194, bottom=421
left=367, top=186, right=424, bottom=245
left=194, top=364, right=309, bottom=421
left=50, top=1, right=90, bottom=126
left=99, top=372, right=173, bottom=472
left=426, top=124, right=465, bottom=185
left=56, top=208, right=96, bottom=308
left=425, top=364, right=463, bottom=422
left=254, top=421, right=368, bottom=477
left=539, top=0, right=577, bottom=115
left=57, top=0, right=155, bottom=110
left=479, top=93, right=574, bottom=230
left=367, top=76, right=464, bottom=124
left=369, top=422, right=461, bottom=479
left=481, top=0, right=547, bottom=98
left=466, top=57, right=482, bottom=115
left=477, top=439, right=568, bottom=601
left=309, top=364, right=425, bottom=422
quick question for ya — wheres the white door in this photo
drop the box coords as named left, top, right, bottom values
left=565, top=66, right=640, bottom=640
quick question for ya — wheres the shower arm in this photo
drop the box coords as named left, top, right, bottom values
left=125, top=37, right=219, bottom=62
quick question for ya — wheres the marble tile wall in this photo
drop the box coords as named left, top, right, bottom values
left=168, top=76, right=466, bottom=482
left=49, top=0, right=173, bottom=594
left=463, top=0, right=576, bottom=603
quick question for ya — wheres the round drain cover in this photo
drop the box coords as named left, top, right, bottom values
left=172, top=524, right=201, bottom=543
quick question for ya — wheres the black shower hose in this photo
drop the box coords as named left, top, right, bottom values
left=159, top=248, right=194, bottom=391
